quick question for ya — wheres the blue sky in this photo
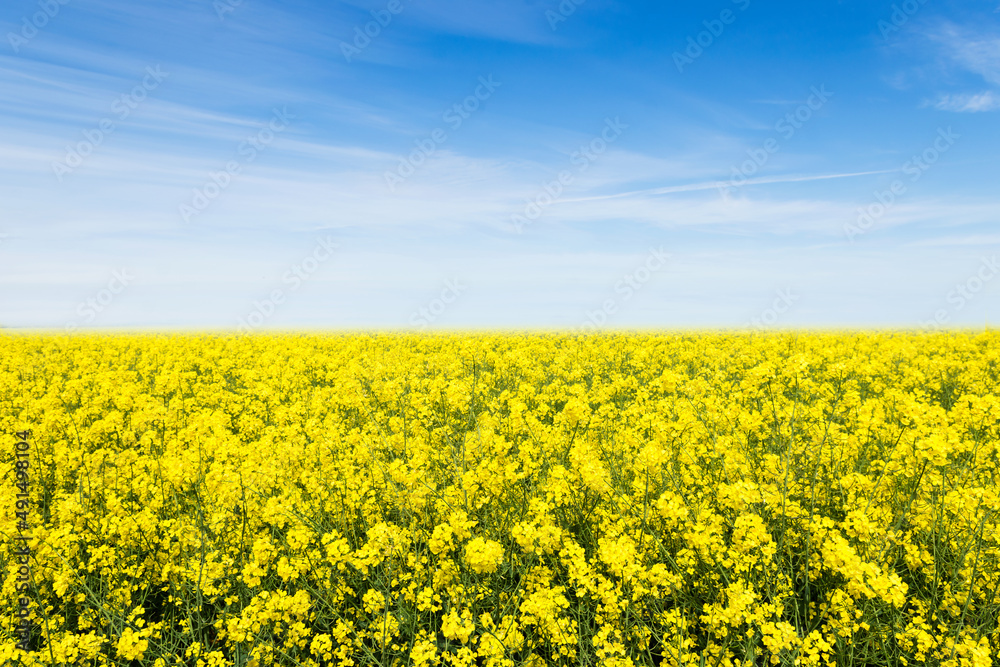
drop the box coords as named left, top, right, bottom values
left=1, top=0, right=998, bottom=331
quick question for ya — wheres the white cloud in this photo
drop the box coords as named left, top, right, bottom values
left=908, top=233, right=1000, bottom=247
left=913, top=23, right=1000, bottom=112
left=927, top=23, right=1000, bottom=85
left=930, top=91, right=1000, bottom=112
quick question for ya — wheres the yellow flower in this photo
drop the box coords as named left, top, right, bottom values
left=410, top=638, right=438, bottom=667
left=310, top=633, right=333, bottom=661
left=465, top=536, right=504, bottom=574
left=430, top=522, right=455, bottom=555
left=442, top=608, right=476, bottom=643
left=115, top=627, right=148, bottom=662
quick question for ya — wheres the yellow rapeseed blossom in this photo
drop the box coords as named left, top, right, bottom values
left=0, top=331, right=998, bottom=666
left=465, top=536, right=504, bottom=574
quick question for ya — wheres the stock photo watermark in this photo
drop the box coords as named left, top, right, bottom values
left=237, top=236, right=338, bottom=332
left=717, top=85, right=832, bottom=200
left=746, top=288, right=799, bottom=330
left=844, top=127, right=959, bottom=242
left=919, top=257, right=999, bottom=330
left=11, top=430, right=34, bottom=653
left=384, top=75, right=502, bottom=192
left=576, top=246, right=670, bottom=332
left=546, top=0, right=586, bottom=30
left=878, top=0, right=931, bottom=39
left=52, top=65, right=169, bottom=182
left=179, top=107, right=294, bottom=223
left=64, top=269, right=134, bottom=332
left=214, top=0, right=243, bottom=21
left=673, top=0, right=751, bottom=73
left=410, top=279, right=468, bottom=330
left=340, top=0, right=414, bottom=62
left=510, top=116, right=628, bottom=234
left=7, top=0, right=70, bottom=53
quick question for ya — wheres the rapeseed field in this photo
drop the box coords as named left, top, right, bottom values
left=1, top=332, right=998, bottom=666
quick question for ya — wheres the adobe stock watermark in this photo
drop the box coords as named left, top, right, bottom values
left=673, top=0, right=751, bottom=73
left=340, top=0, right=414, bottom=62
left=52, top=66, right=169, bottom=182
left=510, top=117, right=628, bottom=234
left=7, top=0, right=70, bottom=53
left=180, top=107, right=294, bottom=223
left=746, top=288, right=798, bottom=330
left=717, top=85, right=832, bottom=200
left=844, top=127, right=959, bottom=243
left=919, top=257, right=999, bottom=330
left=11, top=430, right=34, bottom=653
left=64, top=269, right=134, bottom=332
left=214, top=0, right=243, bottom=21
left=236, top=236, right=338, bottom=332
left=576, top=246, right=670, bottom=332
left=384, top=75, right=502, bottom=192
left=878, top=0, right=931, bottom=39
left=546, top=0, right=586, bottom=30
left=409, top=279, right=467, bottom=330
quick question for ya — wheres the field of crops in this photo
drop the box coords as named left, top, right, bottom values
left=1, top=332, right=999, bottom=667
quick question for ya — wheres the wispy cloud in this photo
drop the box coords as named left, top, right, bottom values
left=908, top=233, right=1000, bottom=247
left=908, top=21, right=1000, bottom=114
left=560, top=170, right=899, bottom=203
left=926, top=23, right=1000, bottom=85
left=929, top=91, right=1000, bottom=112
